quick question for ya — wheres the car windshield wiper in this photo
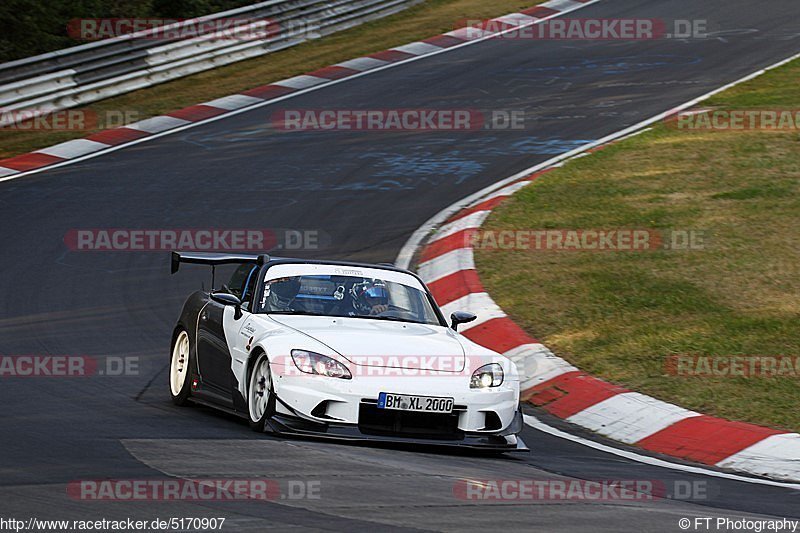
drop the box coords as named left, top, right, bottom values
left=267, top=309, right=318, bottom=316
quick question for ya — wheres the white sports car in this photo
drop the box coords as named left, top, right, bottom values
left=169, top=252, right=526, bottom=451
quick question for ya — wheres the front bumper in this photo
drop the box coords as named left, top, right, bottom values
left=271, top=366, right=521, bottom=431
left=265, top=404, right=528, bottom=452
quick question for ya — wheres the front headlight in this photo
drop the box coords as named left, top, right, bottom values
left=291, top=349, right=352, bottom=379
left=470, top=363, right=504, bottom=388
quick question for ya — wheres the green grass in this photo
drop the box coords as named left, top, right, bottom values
left=0, top=0, right=541, bottom=159
left=476, top=58, right=800, bottom=432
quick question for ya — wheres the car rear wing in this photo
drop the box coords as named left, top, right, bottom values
left=170, top=252, right=269, bottom=274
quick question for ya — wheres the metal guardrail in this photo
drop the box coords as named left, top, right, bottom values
left=0, top=0, right=424, bottom=125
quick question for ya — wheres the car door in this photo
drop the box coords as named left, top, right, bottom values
left=196, top=298, right=237, bottom=408
left=195, top=263, right=261, bottom=409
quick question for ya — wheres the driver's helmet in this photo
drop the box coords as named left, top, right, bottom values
left=266, top=277, right=301, bottom=310
left=351, top=280, right=389, bottom=314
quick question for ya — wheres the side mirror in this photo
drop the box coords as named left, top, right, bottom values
left=450, top=311, right=477, bottom=331
left=211, top=292, right=243, bottom=320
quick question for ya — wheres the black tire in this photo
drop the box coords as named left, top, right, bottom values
left=169, top=328, right=193, bottom=406
left=247, top=351, right=276, bottom=431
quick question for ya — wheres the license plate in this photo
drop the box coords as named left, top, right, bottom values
left=377, top=393, right=454, bottom=413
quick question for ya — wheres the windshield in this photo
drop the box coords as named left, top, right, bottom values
left=257, top=274, right=442, bottom=325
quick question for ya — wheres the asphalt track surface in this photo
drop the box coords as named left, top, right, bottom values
left=2, top=0, right=800, bottom=531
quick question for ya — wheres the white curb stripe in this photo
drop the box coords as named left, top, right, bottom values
left=392, top=42, right=443, bottom=56
left=36, top=139, right=110, bottom=159
left=566, top=392, right=702, bottom=444
left=492, top=14, right=538, bottom=26
left=439, top=292, right=505, bottom=332
left=417, top=248, right=474, bottom=284
left=716, top=434, right=800, bottom=482
left=541, top=0, right=584, bottom=10
left=475, top=179, right=533, bottom=204
left=0, top=166, right=19, bottom=177
left=446, top=27, right=494, bottom=40
left=272, top=75, right=328, bottom=90
left=430, top=211, right=489, bottom=242
left=127, top=115, right=191, bottom=134
left=335, top=57, right=389, bottom=71
left=203, top=94, right=264, bottom=110
left=505, top=343, right=578, bottom=388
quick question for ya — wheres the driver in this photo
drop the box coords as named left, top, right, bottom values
left=352, top=280, right=390, bottom=316
left=265, top=277, right=301, bottom=311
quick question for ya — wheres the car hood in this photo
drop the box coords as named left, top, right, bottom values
left=267, top=315, right=466, bottom=372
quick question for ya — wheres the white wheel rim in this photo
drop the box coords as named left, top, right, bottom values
left=249, top=355, right=271, bottom=423
left=170, top=331, right=190, bottom=396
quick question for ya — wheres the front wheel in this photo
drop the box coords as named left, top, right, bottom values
left=170, top=329, right=192, bottom=406
left=248, top=352, right=275, bottom=431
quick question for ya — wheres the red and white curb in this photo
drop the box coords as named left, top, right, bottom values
left=0, top=0, right=597, bottom=180
left=413, top=162, right=800, bottom=483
